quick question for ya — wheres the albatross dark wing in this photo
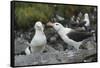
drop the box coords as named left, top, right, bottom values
left=67, top=31, right=92, bottom=42
left=78, top=21, right=86, bottom=27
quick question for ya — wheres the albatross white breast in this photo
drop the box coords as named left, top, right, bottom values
left=47, top=22, right=92, bottom=50
left=25, top=21, right=47, bottom=55
left=83, top=13, right=90, bottom=27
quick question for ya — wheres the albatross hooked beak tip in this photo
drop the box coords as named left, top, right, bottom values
left=47, top=22, right=54, bottom=26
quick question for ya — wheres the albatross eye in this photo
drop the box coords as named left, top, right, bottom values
left=55, top=24, right=59, bottom=25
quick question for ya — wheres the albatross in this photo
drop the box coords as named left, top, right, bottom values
left=24, top=21, right=47, bottom=55
left=47, top=22, right=92, bottom=50
left=80, top=13, right=90, bottom=31
left=84, top=13, right=90, bottom=27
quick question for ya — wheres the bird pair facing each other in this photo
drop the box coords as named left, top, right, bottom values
left=23, top=21, right=92, bottom=55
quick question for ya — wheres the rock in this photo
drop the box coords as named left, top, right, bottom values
left=80, top=37, right=96, bottom=50
left=55, top=43, right=64, bottom=51
left=14, top=38, right=29, bottom=54
left=15, top=49, right=97, bottom=66
left=50, top=36, right=57, bottom=43
left=44, top=45, right=59, bottom=53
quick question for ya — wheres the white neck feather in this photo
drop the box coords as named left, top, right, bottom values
left=36, top=29, right=44, bottom=35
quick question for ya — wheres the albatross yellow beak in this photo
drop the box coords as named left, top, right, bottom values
left=47, top=22, right=54, bottom=26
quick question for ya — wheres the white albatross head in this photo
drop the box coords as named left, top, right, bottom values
left=34, top=21, right=44, bottom=31
left=47, top=22, right=64, bottom=32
